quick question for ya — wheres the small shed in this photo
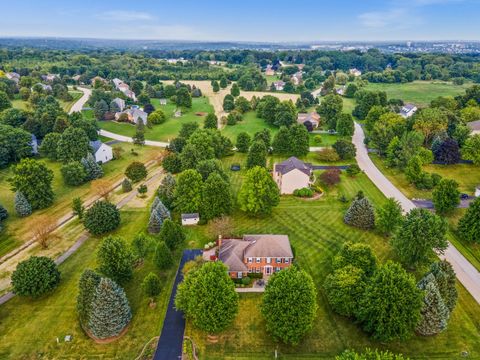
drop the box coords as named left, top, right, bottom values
left=475, top=186, right=480, bottom=198
left=181, top=213, right=200, bottom=226
left=159, top=99, right=167, bottom=105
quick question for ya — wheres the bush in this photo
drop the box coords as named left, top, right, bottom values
left=121, top=178, right=132, bottom=192
left=346, top=164, right=361, bottom=176
left=132, top=232, right=151, bottom=260
left=125, top=161, right=147, bottom=183
left=97, top=236, right=134, bottom=284
left=316, top=148, right=340, bottom=162
left=14, top=191, right=32, bottom=217
left=137, top=184, right=148, bottom=196
left=320, top=169, right=341, bottom=186
left=61, top=161, right=87, bottom=186
left=241, top=277, right=252, bottom=285
left=313, top=135, right=323, bottom=144
left=332, top=140, right=356, bottom=160
left=293, top=187, right=314, bottom=198
left=83, top=201, right=120, bottom=235
left=344, top=197, right=375, bottom=229
left=142, top=272, right=162, bottom=300
left=155, top=242, right=173, bottom=270
left=11, top=256, right=61, bottom=297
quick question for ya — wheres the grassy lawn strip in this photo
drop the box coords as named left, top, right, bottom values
left=11, top=91, right=83, bottom=113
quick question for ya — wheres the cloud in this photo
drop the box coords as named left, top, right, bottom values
left=96, top=10, right=154, bottom=22
left=358, top=8, right=418, bottom=28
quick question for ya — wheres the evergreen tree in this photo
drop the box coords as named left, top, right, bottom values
left=157, top=173, right=176, bottom=209
left=428, top=260, right=458, bottom=313
left=142, top=272, right=161, bottom=302
left=81, top=153, right=104, bottom=180
left=14, top=191, right=32, bottom=217
left=72, top=197, right=85, bottom=220
left=121, top=178, right=132, bottom=192
left=0, top=203, right=8, bottom=222
left=131, top=232, right=150, bottom=261
left=155, top=242, right=173, bottom=270
left=151, top=197, right=171, bottom=222
left=344, top=197, right=375, bottom=229
left=230, top=83, right=240, bottom=97
left=159, top=219, right=186, bottom=251
left=246, top=140, right=267, bottom=169
left=458, top=197, right=480, bottom=243
left=201, top=172, right=233, bottom=220
left=147, top=211, right=162, bottom=234
left=77, top=269, right=102, bottom=328
left=204, top=113, right=218, bottom=129
left=87, top=277, right=132, bottom=340
left=97, top=236, right=134, bottom=284
left=416, top=274, right=450, bottom=336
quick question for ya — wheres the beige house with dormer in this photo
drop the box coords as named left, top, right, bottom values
left=273, top=157, right=313, bottom=194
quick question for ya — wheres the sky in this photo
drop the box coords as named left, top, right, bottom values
left=0, top=0, right=478, bottom=42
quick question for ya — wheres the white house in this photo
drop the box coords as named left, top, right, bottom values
left=273, top=81, right=286, bottom=91
left=181, top=213, right=200, bottom=226
left=90, top=140, right=113, bottom=164
left=112, top=97, right=126, bottom=112
left=400, top=103, right=418, bottom=118
left=475, top=186, right=480, bottom=198
left=349, top=68, right=362, bottom=77
left=273, top=157, right=313, bottom=195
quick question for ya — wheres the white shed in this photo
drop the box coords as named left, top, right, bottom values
left=181, top=213, right=200, bottom=226
left=90, top=140, right=113, bottom=164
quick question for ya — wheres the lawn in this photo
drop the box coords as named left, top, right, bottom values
left=363, top=81, right=470, bottom=107
left=265, top=74, right=281, bottom=86
left=97, top=97, right=213, bottom=142
left=0, top=142, right=161, bottom=257
left=221, top=111, right=279, bottom=142
left=11, top=91, right=83, bottom=113
left=0, top=204, right=186, bottom=359
left=183, top=153, right=480, bottom=359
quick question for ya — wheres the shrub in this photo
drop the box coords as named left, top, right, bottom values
left=76, top=269, right=102, bottom=327
left=316, top=148, right=340, bottom=162
left=125, top=161, right=147, bottom=182
left=320, top=169, right=341, bottom=186
left=137, top=184, right=148, bottom=196
left=332, top=140, right=356, bottom=160
left=155, top=242, right=173, bottom=270
left=97, top=236, right=134, bottom=284
left=344, top=197, right=375, bottom=229
left=83, top=201, right=120, bottom=235
left=132, top=232, right=150, bottom=260
left=14, top=191, right=32, bottom=217
left=121, top=178, right=132, bottom=192
left=142, top=272, right=162, bottom=301
left=61, top=161, right=87, bottom=186
left=346, top=164, right=361, bottom=176
left=159, top=219, right=186, bottom=251
left=293, top=187, right=314, bottom=198
left=11, top=256, right=61, bottom=297
left=314, top=135, right=323, bottom=144
left=0, top=204, right=8, bottom=221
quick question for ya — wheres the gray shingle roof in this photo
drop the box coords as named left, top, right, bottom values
left=89, top=140, right=102, bottom=153
left=274, top=157, right=312, bottom=176
left=181, top=213, right=199, bottom=220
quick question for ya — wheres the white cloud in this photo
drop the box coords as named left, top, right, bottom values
left=96, top=10, right=154, bottom=22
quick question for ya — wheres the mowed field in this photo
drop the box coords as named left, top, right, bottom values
left=184, top=153, right=480, bottom=360
left=363, top=81, right=470, bottom=107
left=11, top=91, right=83, bottom=113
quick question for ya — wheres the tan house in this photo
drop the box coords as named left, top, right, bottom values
left=218, top=234, right=293, bottom=278
left=467, top=120, right=480, bottom=135
left=297, top=112, right=321, bottom=128
left=349, top=68, right=362, bottom=77
left=273, top=157, right=313, bottom=194
left=265, top=65, right=275, bottom=76
left=115, top=108, right=147, bottom=125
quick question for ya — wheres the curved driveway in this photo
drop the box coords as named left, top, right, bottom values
left=68, top=86, right=91, bottom=114
left=353, top=122, right=480, bottom=304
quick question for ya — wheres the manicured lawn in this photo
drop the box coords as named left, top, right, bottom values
left=363, top=81, right=470, bottom=107
left=309, top=132, right=341, bottom=146
left=0, top=205, right=184, bottom=359
left=221, top=111, right=278, bottom=142
left=0, top=143, right=161, bottom=257
left=265, top=74, right=281, bottom=86
left=11, top=91, right=83, bottom=112
left=185, top=154, right=480, bottom=359
left=97, top=97, right=213, bottom=142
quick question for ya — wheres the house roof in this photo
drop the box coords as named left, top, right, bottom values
left=274, top=157, right=312, bottom=176
left=273, top=80, right=285, bottom=86
left=89, top=140, right=103, bottom=153
left=219, top=239, right=249, bottom=272
left=181, top=213, right=199, bottom=220
left=297, top=112, right=320, bottom=124
left=402, top=103, right=417, bottom=112
left=467, top=120, right=480, bottom=131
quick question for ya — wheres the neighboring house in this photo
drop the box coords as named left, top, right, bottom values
left=400, top=103, right=418, bottom=118
left=291, top=71, right=303, bottom=85
left=112, top=97, right=126, bottom=112
left=72, top=74, right=81, bottom=82
left=273, top=80, right=286, bottom=91
left=467, top=120, right=480, bottom=135
left=91, top=76, right=107, bottom=86
left=121, top=88, right=136, bottom=101
left=218, top=234, right=293, bottom=278
left=30, top=134, right=38, bottom=155
left=181, top=213, right=200, bottom=226
left=336, top=86, right=346, bottom=96
left=42, top=74, right=59, bottom=82
left=159, top=98, right=167, bottom=105
left=32, top=83, right=52, bottom=92
left=265, top=65, right=275, bottom=76
left=115, top=108, right=147, bottom=125
left=273, top=156, right=313, bottom=194
left=6, top=72, right=20, bottom=84
left=112, top=78, right=124, bottom=89
left=297, top=112, right=320, bottom=128
left=89, top=140, right=113, bottom=164
left=349, top=68, right=362, bottom=77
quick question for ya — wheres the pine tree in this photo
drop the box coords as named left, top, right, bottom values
left=76, top=269, right=102, bottom=328
left=147, top=211, right=162, bottom=234
left=14, top=191, right=32, bottom=217
left=81, top=153, right=104, bottom=180
left=87, top=277, right=132, bottom=339
left=458, top=197, right=480, bottom=243
left=159, top=219, right=186, bottom=251
left=152, top=198, right=171, bottom=222
left=157, top=173, right=176, bottom=209
left=0, top=203, right=9, bottom=221
left=428, top=260, right=458, bottom=313
left=416, top=274, right=450, bottom=336
left=121, top=178, right=132, bottom=192
left=155, top=242, right=173, bottom=270
left=344, top=197, right=375, bottom=229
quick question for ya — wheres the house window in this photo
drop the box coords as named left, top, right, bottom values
left=256, top=257, right=261, bottom=263
left=276, top=258, right=282, bottom=264
left=285, top=258, right=290, bottom=264
left=266, top=257, right=271, bottom=264
left=238, top=272, right=243, bottom=279
left=256, top=267, right=260, bottom=273
left=248, top=258, right=253, bottom=263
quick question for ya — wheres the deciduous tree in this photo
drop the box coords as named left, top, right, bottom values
left=238, top=166, right=280, bottom=216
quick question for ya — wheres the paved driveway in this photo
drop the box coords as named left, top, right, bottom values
left=153, top=249, right=202, bottom=360
left=353, top=122, right=480, bottom=305
left=68, top=86, right=91, bottom=114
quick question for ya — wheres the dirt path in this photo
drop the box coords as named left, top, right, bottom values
left=353, top=122, right=480, bottom=305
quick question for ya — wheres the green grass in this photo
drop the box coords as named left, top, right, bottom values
left=0, top=205, right=184, bottom=359
left=184, top=153, right=480, bottom=359
left=11, top=91, right=83, bottom=113
left=265, top=74, right=281, bottom=86
left=309, top=132, right=341, bottom=146
left=221, top=111, right=279, bottom=142
left=97, top=97, right=213, bottom=142
left=363, top=81, right=470, bottom=107
left=0, top=143, right=161, bottom=257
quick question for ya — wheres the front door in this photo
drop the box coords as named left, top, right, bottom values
left=265, top=266, right=272, bottom=275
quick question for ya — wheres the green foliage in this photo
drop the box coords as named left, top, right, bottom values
left=154, top=241, right=173, bottom=270
left=162, top=152, right=182, bottom=174
left=272, top=126, right=292, bottom=154
left=344, top=197, right=375, bottom=229
left=391, top=208, right=447, bottom=269
left=332, top=242, right=378, bottom=277
left=370, top=112, right=406, bottom=155
left=142, top=272, right=161, bottom=299
left=87, top=277, right=132, bottom=340
left=121, top=178, right=132, bottom=192
left=196, top=159, right=227, bottom=181
left=14, top=191, right=32, bottom=217
left=246, top=140, right=267, bottom=169
left=238, top=166, right=280, bottom=217
left=76, top=269, right=101, bottom=328
left=201, top=172, right=233, bottom=220
left=416, top=274, right=450, bottom=336
left=174, top=169, right=203, bottom=213
left=336, top=349, right=408, bottom=360
left=376, top=198, right=403, bottom=236
left=274, top=100, right=297, bottom=127
left=353, top=90, right=387, bottom=120
left=81, top=153, right=104, bottom=180
left=317, top=94, right=343, bottom=129
left=458, top=197, right=480, bottom=243
left=57, top=127, right=91, bottom=163
left=261, top=266, right=317, bottom=344
left=11, top=256, right=60, bottom=298
left=317, top=148, right=340, bottom=162
left=346, top=164, right=361, bottom=176
left=83, top=200, right=121, bottom=235
left=0, top=124, right=33, bottom=168
left=125, top=161, right=147, bottom=183
left=159, top=219, right=185, bottom=251
left=332, top=139, right=356, bottom=160
left=427, top=260, right=458, bottom=313
left=9, top=158, right=54, bottom=210
left=0, top=90, right=12, bottom=111
left=175, top=261, right=239, bottom=334
left=462, top=134, right=480, bottom=165
left=336, top=113, right=354, bottom=136
left=39, top=132, right=61, bottom=160
left=289, top=124, right=310, bottom=157
left=97, top=236, right=134, bottom=284
left=176, top=87, right=192, bottom=108
left=358, top=261, right=423, bottom=341
left=230, top=83, right=240, bottom=97
left=204, top=113, right=218, bottom=129
left=72, top=197, right=85, bottom=220
left=157, top=173, right=176, bottom=208
left=0, top=203, right=8, bottom=222
left=293, top=187, right=314, bottom=198
left=432, top=178, right=460, bottom=214
left=147, top=109, right=166, bottom=125
left=61, top=161, right=87, bottom=186
left=131, top=232, right=151, bottom=260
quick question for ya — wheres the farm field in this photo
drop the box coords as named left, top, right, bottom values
left=363, top=81, right=470, bottom=107
left=97, top=97, right=213, bottom=142
left=184, top=153, right=480, bottom=360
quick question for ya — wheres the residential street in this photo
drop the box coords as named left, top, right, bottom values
left=353, top=122, right=480, bottom=305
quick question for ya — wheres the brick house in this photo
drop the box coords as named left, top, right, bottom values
left=218, top=234, right=293, bottom=279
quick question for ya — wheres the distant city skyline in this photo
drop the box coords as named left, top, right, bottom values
left=0, top=0, right=479, bottom=42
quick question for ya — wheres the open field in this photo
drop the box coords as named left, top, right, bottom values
left=11, top=91, right=83, bottom=113
left=184, top=153, right=480, bottom=359
left=0, top=143, right=161, bottom=257
left=97, top=97, right=213, bottom=142
left=363, top=81, right=470, bottom=107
